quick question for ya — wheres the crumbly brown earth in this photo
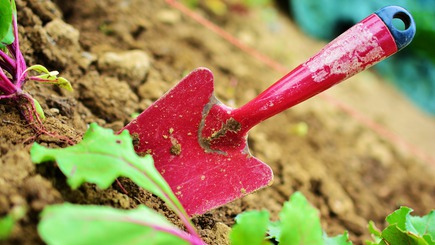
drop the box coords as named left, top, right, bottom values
left=1, top=1, right=434, bottom=244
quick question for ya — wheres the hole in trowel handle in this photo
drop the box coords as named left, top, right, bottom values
left=375, top=6, right=416, bottom=51
left=392, top=11, right=411, bottom=31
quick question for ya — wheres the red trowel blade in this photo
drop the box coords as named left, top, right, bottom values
left=123, top=68, right=273, bottom=216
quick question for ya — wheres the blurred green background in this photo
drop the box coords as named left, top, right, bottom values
left=287, top=0, right=435, bottom=115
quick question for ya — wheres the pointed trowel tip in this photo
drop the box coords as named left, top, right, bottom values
left=188, top=67, right=214, bottom=81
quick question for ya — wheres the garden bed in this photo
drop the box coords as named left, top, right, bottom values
left=1, top=1, right=434, bottom=244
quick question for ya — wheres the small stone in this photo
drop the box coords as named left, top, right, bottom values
left=98, top=50, right=151, bottom=88
left=79, top=51, right=97, bottom=70
left=49, top=108, right=60, bottom=115
left=45, top=19, right=80, bottom=51
left=157, top=9, right=181, bottom=25
left=43, top=19, right=83, bottom=68
left=119, top=196, right=130, bottom=209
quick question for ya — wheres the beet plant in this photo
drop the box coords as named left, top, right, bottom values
left=0, top=0, right=72, bottom=138
left=31, top=123, right=205, bottom=245
left=31, top=124, right=435, bottom=244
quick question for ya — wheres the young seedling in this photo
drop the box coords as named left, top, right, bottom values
left=231, top=193, right=435, bottom=245
left=230, top=192, right=352, bottom=245
left=31, top=124, right=435, bottom=245
left=367, top=207, right=435, bottom=244
left=0, top=0, right=72, bottom=141
left=31, top=123, right=204, bottom=245
left=38, top=204, right=197, bottom=245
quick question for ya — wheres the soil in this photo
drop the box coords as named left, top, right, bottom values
left=1, top=1, right=435, bottom=244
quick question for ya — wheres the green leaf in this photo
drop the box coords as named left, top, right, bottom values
left=266, top=192, right=352, bottom=244
left=387, top=207, right=435, bottom=242
left=10, top=0, right=16, bottom=15
left=27, top=65, right=74, bottom=92
left=32, top=98, right=46, bottom=120
left=409, top=210, right=435, bottom=243
left=38, top=204, right=190, bottom=245
left=27, top=64, right=50, bottom=74
left=0, top=0, right=12, bottom=45
left=368, top=207, right=435, bottom=245
left=324, top=231, right=352, bottom=245
left=0, top=215, right=14, bottom=240
left=381, top=225, right=427, bottom=245
left=278, top=192, right=324, bottom=244
left=367, top=221, right=382, bottom=245
left=230, top=210, right=270, bottom=245
left=57, top=77, right=73, bottom=91
left=30, top=123, right=188, bottom=218
left=0, top=24, right=13, bottom=49
left=0, top=206, right=26, bottom=240
left=368, top=221, right=382, bottom=238
left=266, top=220, right=281, bottom=241
left=385, top=207, right=413, bottom=232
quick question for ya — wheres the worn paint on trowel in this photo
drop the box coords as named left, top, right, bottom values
left=304, top=23, right=385, bottom=83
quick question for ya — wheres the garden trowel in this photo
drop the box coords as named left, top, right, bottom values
left=122, top=6, right=415, bottom=216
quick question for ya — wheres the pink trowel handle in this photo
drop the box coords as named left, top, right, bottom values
left=231, top=6, right=415, bottom=134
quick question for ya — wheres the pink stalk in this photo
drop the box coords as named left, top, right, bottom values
left=0, top=93, right=16, bottom=100
left=124, top=217, right=207, bottom=245
left=126, top=161, right=202, bottom=241
left=0, top=68, right=17, bottom=94
left=11, top=15, right=27, bottom=88
left=0, top=15, right=24, bottom=95
left=0, top=51, right=16, bottom=72
left=28, top=76, right=57, bottom=83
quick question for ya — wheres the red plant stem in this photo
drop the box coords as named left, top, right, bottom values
left=0, top=16, right=23, bottom=95
left=124, top=217, right=206, bottom=245
left=0, top=58, right=14, bottom=76
left=6, top=44, right=19, bottom=79
left=0, top=83, right=17, bottom=95
left=162, top=192, right=199, bottom=239
left=7, top=15, right=27, bottom=87
left=10, top=15, right=18, bottom=53
left=0, top=82, right=12, bottom=94
left=155, top=184, right=200, bottom=239
left=0, top=15, right=27, bottom=88
left=0, top=93, right=16, bottom=100
left=13, top=93, right=75, bottom=145
left=115, top=179, right=129, bottom=194
left=0, top=68, right=17, bottom=94
left=18, top=93, right=43, bottom=125
left=0, top=51, right=16, bottom=71
left=125, top=160, right=201, bottom=241
left=28, top=77, right=56, bottom=83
